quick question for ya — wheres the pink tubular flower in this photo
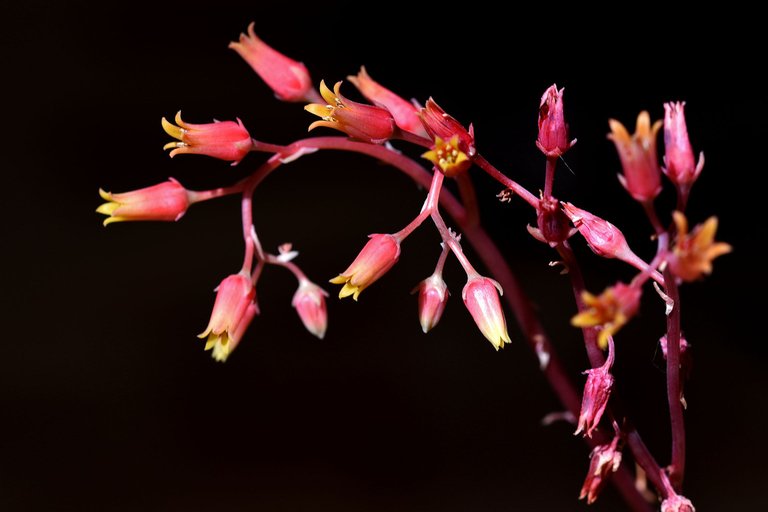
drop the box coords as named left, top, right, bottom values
left=348, top=67, right=428, bottom=138
left=96, top=179, right=190, bottom=226
left=608, top=111, right=663, bottom=203
left=162, top=111, right=252, bottom=165
left=663, top=102, right=704, bottom=197
left=228, top=22, right=314, bottom=102
left=462, top=276, right=511, bottom=350
left=561, top=203, right=633, bottom=260
left=419, top=98, right=476, bottom=157
left=661, top=494, right=696, bottom=512
left=536, top=84, right=575, bottom=157
left=305, top=81, right=396, bottom=144
left=330, top=234, right=400, bottom=300
left=574, top=361, right=614, bottom=438
left=292, top=280, right=329, bottom=339
left=579, top=435, right=622, bottom=504
left=415, top=273, right=449, bottom=333
left=198, top=273, right=258, bottom=362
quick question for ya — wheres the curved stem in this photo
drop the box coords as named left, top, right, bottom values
left=473, top=153, right=540, bottom=209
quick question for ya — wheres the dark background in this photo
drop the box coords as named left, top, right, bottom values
left=3, top=2, right=765, bottom=510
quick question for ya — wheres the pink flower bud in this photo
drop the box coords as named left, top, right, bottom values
left=661, top=494, right=696, bottom=512
left=198, top=273, right=258, bottom=362
left=608, top=112, right=663, bottom=203
left=415, top=274, right=449, bottom=333
left=330, top=234, right=400, bottom=300
left=305, top=81, right=396, bottom=144
left=162, top=111, right=252, bottom=165
left=663, top=102, right=704, bottom=197
left=579, top=436, right=622, bottom=504
left=419, top=98, right=476, bottom=157
left=292, top=280, right=329, bottom=339
left=348, top=67, right=428, bottom=138
left=575, top=364, right=614, bottom=438
left=228, top=22, right=314, bottom=103
left=561, top=203, right=632, bottom=260
left=534, top=197, right=572, bottom=246
left=536, top=84, right=575, bottom=157
left=96, top=179, right=190, bottom=226
left=462, top=276, right=511, bottom=350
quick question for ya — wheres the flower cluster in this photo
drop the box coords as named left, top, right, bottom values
left=97, top=22, right=728, bottom=511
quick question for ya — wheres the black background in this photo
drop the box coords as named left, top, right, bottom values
left=3, top=2, right=765, bottom=510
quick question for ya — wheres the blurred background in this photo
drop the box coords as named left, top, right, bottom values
left=3, top=2, right=765, bottom=510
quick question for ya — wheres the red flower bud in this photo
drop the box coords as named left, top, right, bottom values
left=419, top=98, right=476, bottom=157
left=96, top=179, right=190, bottom=226
left=292, top=280, right=328, bottom=339
left=198, top=273, right=258, bottom=362
left=162, top=112, right=252, bottom=165
left=561, top=203, right=632, bottom=260
left=330, top=234, right=400, bottom=300
left=579, top=436, right=622, bottom=504
left=575, top=363, right=614, bottom=438
left=536, top=84, right=575, bottom=157
left=305, top=81, right=396, bottom=144
left=229, top=23, right=314, bottom=103
left=415, top=274, right=449, bottom=333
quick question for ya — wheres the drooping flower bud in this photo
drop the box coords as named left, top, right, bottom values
left=536, top=84, right=575, bottom=157
left=419, top=98, right=476, bottom=157
left=96, top=179, right=191, bottom=226
left=579, top=436, right=622, bottom=504
left=162, top=111, right=252, bottom=165
left=198, top=273, right=258, bottom=362
left=668, top=211, right=731, bottom=282
left=561, top=203, right=632, bottom=260
left=663, top=102, right=704, bottom=200
left=415, top=273, right=449, bottom=333
left=305, top=81, right=396, bottom=144
left=348, top=67, right=428, bottom=138
left=608, top=112, right=663, bottom=203
left=330, top=234, right=400, bottom=300
left=575, top=360, right=614, bottom=438
left=292, top=280, right=328, bottom=339
left=229, top=22, right=314, bottom=103
left=571, top=282, right=641, bottom=349
left=462, top=276, right=511, bottom=350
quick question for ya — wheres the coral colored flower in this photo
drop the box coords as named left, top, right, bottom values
left=348, top=66, right=428, bottom=138
left=579, top=436, right=622, bottom=504
left=536, top=84, right=575, bottom=157
left=330, top=234, right=400, bottom=300
left=571, top=282, right=641, bottom=349
left=305, top=81, right=396, bottom=143
left=668, top=212, right=731, bottom=282
left=608, top=112, right=663, bottom=203
left=96, top=179, right=190, bottom=226
left=419, top=98, right=476, bottom=157
left=228, top=22, right=314, bottom=102
left=661, top=494, right=696, bottom=512
left=561, top=203, right=632, bottom=260
left=575, top=363, right=614, bottom=438
left=462, top=276, right=511, bottom=350
left=162, top=111, right=252, bottom=165
left=292, top=280, right=329, bottom=339
left=422, top=136, right=471, bottom=177
left=198, top=273, right=258, bottom=362
left=663, top=102, right=704, bottom=196
left=415, top=273, right=449, bottom=333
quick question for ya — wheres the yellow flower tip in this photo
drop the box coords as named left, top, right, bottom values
left=597, top=329, right=611, bottom=350
left=607, top=119, right=630, bottom=142
left=211, top=338, right=232, bottom=362
left=98, top=188, right=112, bottom=201
left=318, top=80, right=336, bottom=105
left=636, top=111, right=651, bottom=133
left=163, top=141, right=183, bottom=151
left=329, top=274, right=349, bottom=285
left=571, top=310, right=599, bottom=328
left=174, top=110, right=186, bottom=127
left=101, top=215, right=125, bottom=227
left=672, top=210, right=689, bottom=235
left=338, top=281, right=360, bottom=300
left=161, top=116, right=183, bottom=140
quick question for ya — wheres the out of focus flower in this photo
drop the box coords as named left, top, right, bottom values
left=575, top=362, right=614, bottom=438
left=661, top=494, right=696, bottom=512
left=292, top=280, right=328, bottom=339
left=608, top=112, right=662, bottom=203
left=571, top=282, right=641, bottom=349
left=229, top=22, right=314, bottom=102
left=579, top=436, right=622, bottom=504
left=663, top=102, right=704, bottom=199
left=668, top=212, right=731, bottom=282
left=348, top=66, right=427, bottom=137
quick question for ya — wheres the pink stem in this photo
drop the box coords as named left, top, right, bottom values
left=543, top=156, right=557, bottom=199
left=663, top=265, right=685, bottom=490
